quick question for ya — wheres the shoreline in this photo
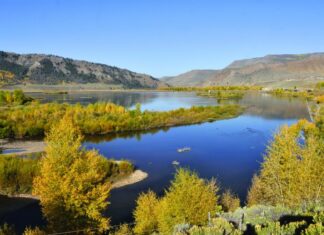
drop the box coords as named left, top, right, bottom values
left=1, top=85, right=168, bottom=93
left=111, top=169, right=148, bottom=189
left=0, top=140, right=45, bottom=155
left=2, top=169, right=148, bottom=201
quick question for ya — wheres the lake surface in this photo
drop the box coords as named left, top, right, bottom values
left=1, top=91, right=310, bottom=231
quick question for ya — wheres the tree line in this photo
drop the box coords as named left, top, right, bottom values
left=0, top=102, right=242, bottom=139
left=0, top=90, right=33, bottom=106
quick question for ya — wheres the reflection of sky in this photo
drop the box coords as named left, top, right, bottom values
left=132, top=96, right=213, bottom=111
left=29, top=91, right=309, bottom=119
left=84, top=114, right=300, bottom=224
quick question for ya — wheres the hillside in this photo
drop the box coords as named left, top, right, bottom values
left=0, top=51, right=165, bottom=89
left=163, top=53, right=324, bottom=88
left=161, top=70, right=218, bottom=87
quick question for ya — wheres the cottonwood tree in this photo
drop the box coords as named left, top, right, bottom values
left=248, top=120, right=324, bottom=208
left=134, top=168, right=219, bottom=234
left=33, top=115, right=111, bottom=233
left=133, top=190, right=159, bottom=235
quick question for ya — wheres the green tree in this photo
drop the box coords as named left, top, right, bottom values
left=33, top=115, right=111, bottom=233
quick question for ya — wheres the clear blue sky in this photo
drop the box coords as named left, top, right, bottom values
left=1, top=0, right=324, bottom=77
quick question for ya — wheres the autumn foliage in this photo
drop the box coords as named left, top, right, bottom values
left=33, top=116, right=111, bottom=233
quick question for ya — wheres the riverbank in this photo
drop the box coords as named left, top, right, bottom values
left=0, top=140, right=45, bottom=155
left=0, top=169, right=148, bottom=222
left=1, top=169, right=148, bottom=202
left=1, top=84, right=165, bottom=93
left=111, top=170, right=148, bottom=189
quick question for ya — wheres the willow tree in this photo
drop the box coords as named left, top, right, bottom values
left=248, top=120, right=324, bottom=208
left=33, top=115, right=111, bottom=233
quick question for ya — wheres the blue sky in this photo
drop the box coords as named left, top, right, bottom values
left=1, top=0, right=324, bottom=77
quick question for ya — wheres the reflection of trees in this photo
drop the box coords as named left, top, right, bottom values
left=220, top=92, right=309, bottom=119
left=85, top=127, right=170, bottom=143
left=33, top=91, right=310, bottom=120
left=32, top=91, right=157, bottom=108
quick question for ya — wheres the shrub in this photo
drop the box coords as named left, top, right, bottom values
left=0, top=223, right=15, bottom=235
left=0, top=155, right=40, bottom=195
left=220, top=189, right=240, bottom=212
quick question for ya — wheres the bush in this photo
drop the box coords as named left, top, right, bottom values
left=303, top=223, right=324, bottom=235
left=187, top=218, right=241, bottom=235
left=0, top=155, right=40, bottom=195
left=23, top=227, right=46, bottom=235
left=112, top=224, right=134, bottom=235
left=0, top=89, right=32, bottom=106
left=254, top=221, right=308, bottom=235
left=0, top=223, right=15, bottom=235
left=220, top=189, right=240, bottom=212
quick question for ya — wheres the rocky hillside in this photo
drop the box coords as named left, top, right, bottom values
left=0, top=51, right=165, bottom=89
left=163, top=53, right=324, bottom=88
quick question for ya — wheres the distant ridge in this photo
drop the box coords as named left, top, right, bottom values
left=162, top=53, right=324, bottom=88
left=161, top=70, right=218, bottom=87
left=0, top=51, right=167, bottom=89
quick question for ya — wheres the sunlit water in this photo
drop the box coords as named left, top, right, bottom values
left=0, top=91, right=309, bottom=231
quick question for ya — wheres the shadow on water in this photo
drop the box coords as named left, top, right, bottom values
left=0, top=196, right=45, bottom=234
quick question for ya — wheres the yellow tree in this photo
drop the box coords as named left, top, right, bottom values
left=33, top=115, right=111, bottom=233
left=248, top=120, right=324, bottom=208
left=133, top=190, right=159, bottom=235
left=220, top=189, right=240, bottom=212
left=156, top=169, right=219, bottom=234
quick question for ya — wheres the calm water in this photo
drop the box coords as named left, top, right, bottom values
left=1, top=91, right=309, bottom=231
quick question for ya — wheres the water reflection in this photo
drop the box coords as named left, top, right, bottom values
left=84, top=115, right=304, bottom=225
left=223, top=92, right=309, bottom=120
left=29, top=91, right=309, bottom=120
left=1, top=91, right=310, bottom=230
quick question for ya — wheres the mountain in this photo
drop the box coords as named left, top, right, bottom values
left=163, top=53, right=324, bottom=88
left=161, top=70, right=218, bottom=87
left=0, top=51, right=166, bottom=89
